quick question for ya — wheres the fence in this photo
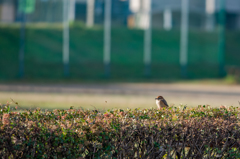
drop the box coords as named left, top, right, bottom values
left=0, top=0, right=240, bottom=80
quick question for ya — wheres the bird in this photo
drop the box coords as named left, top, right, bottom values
left=155, top=96, right=168, bottom=109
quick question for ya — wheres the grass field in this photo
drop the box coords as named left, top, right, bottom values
left=1, top=82, right=240, bottom=110
left=0, top=92, right=156, bottom=110
left=1, top=23, right=240, bottom=81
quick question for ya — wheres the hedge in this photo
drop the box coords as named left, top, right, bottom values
left=1, top=102, right=240, bottom=158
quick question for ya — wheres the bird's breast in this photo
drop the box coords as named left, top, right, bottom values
left=156, top=100, right=161, bottom=107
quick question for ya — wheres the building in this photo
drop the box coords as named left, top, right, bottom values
left=1, top=0, right=240, bottom=29
left=129, top=0, right=240, bottom=30
left=75, top=0, right=129, bottom=26
left=0, top=0, right=16, bottom=22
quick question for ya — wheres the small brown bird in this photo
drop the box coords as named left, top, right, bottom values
left=155, top=96, right=168, bottom=109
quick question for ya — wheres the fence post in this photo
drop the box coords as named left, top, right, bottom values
left=218, top=0, right=226, bottom=77
left=205, top=0, right=215, bottom=31
left=163, top=7, right=172, bottom=31
left=69, top=0, right=76, bottom=21
left=63, top=0, right=70, bottom=77
left=143, top=0, right=152, bottom=77
left=86, top=0, right=95, bottom=27
left=104, top=0, right=111, bottom=77
left=19, top=1, right=26, bottom=78
left=180, top=0, right=189, bottom=78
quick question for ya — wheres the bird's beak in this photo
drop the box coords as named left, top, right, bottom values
left=155, top=98, right=158, bottom=100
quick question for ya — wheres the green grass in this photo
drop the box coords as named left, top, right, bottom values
left=0, top=92, right=157, bottom=111
left=0, top=24, right=240, bottom=81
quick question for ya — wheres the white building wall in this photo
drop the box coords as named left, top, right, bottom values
left=0, top=0, right=15, bottom=22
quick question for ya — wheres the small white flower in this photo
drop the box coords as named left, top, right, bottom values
left=133, top=125, right=137, bottom=129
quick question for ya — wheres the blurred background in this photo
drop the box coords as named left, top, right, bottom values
left=0, top=0, right=240, bottom=110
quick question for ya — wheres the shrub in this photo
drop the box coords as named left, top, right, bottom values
left=1, top=103, right=240, bottom=158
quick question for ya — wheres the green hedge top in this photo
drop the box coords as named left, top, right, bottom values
left=1, top=103, right=240, bottom=158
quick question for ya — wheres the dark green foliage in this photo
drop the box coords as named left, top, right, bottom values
left=1, top=103, right=240, bottom=158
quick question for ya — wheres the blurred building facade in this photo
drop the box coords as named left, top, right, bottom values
left=1, top=0, right=240, bottom=30
left=0, top=0, right=129, bottom=25
left=130, top=0, right=240, bottom=30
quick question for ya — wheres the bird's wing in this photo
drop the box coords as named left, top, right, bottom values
left=162, top=99, right=169, bottom=106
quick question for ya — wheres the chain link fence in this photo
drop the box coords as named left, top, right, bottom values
left=0, top=0, right=240, bottom=80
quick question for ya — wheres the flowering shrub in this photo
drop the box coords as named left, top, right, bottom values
left=1, top=103, right=240, bottom=158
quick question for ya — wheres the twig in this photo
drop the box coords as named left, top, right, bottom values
left=90, top=105, right=97, bottom=110
left=11, top=98, right=23, bottom=109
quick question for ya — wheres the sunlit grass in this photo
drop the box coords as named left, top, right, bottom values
left=0, top=92, right=157, bottom=110
left=0, top=88, right=238, bottom=111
